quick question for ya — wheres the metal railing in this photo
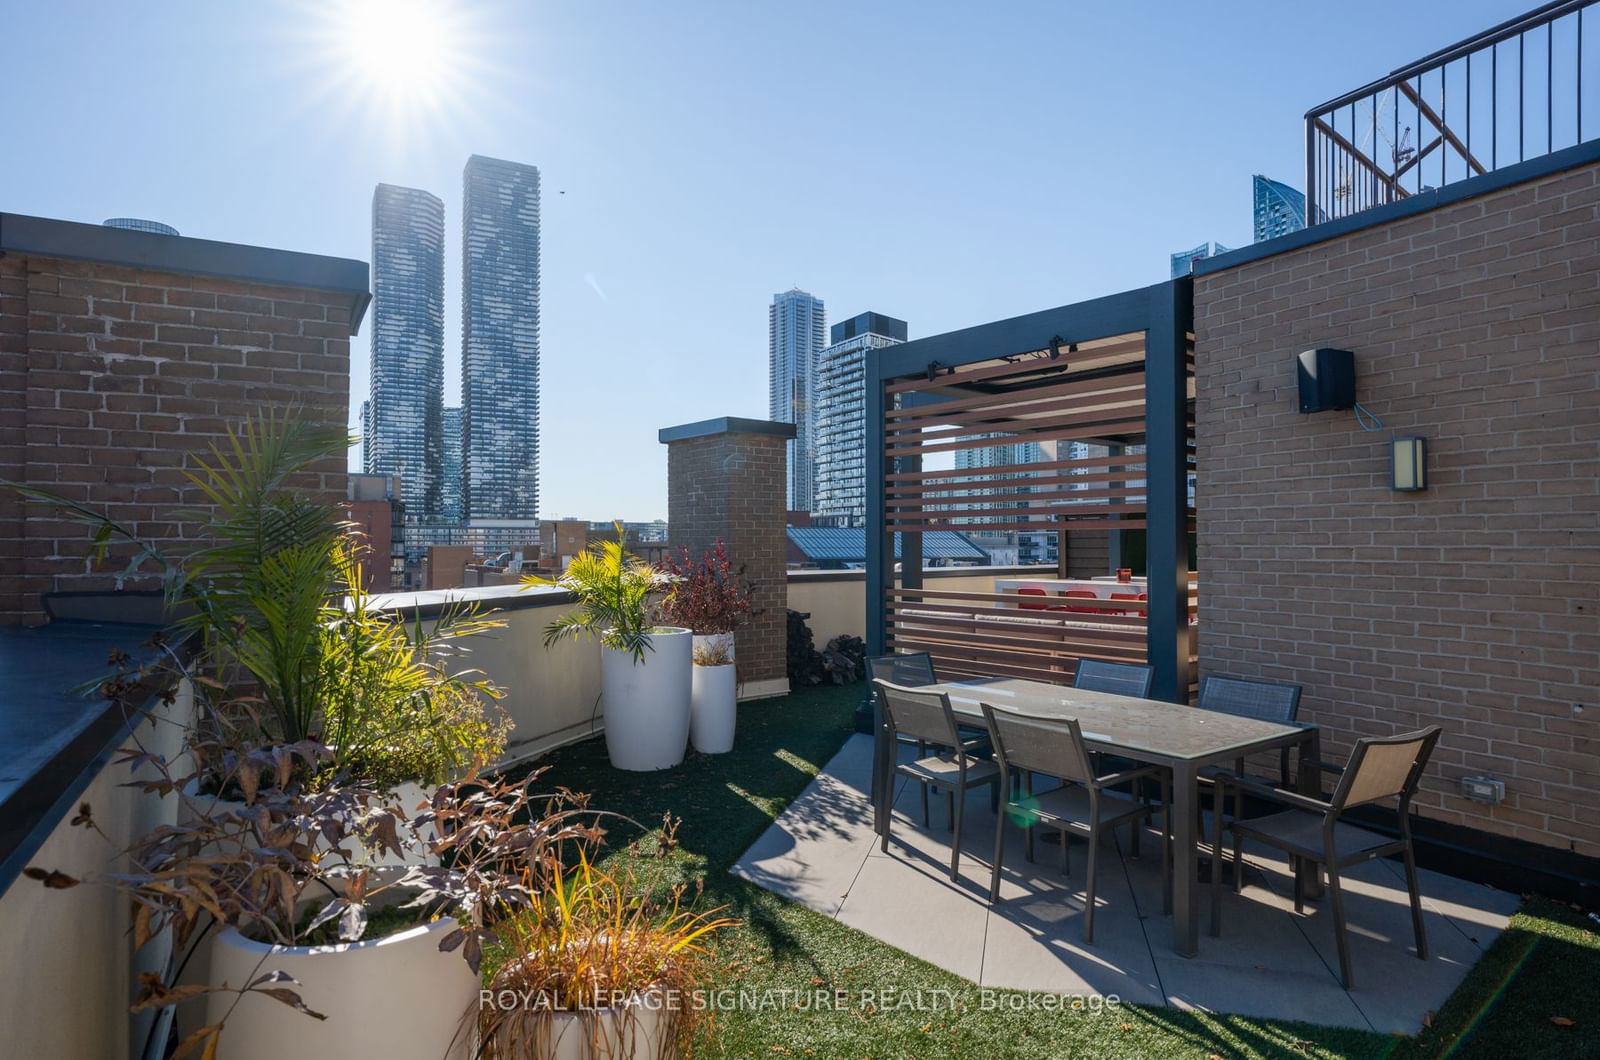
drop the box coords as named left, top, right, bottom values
left=1305, top=0, right=1598, bottom=225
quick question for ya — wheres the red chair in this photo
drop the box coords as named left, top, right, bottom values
left=1056, top=589, right=1101, bottom=614
left=1110, top=591, right=1142, bottom=617
left=1017, top=586, right=1049, bottom=611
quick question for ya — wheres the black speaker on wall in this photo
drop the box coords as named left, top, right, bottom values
left=1297, top=348, right=1356, bottom=412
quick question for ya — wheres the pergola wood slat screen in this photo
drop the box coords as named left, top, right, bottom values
left=873, top=317, right=1196, bottom=693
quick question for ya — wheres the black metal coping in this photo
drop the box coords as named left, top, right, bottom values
left=658, top=416, right=798, bottom=444
left=0, top=211, right=372, bottom=333
left=1193, top=138, right=1600, bottom=279
left=0, top=621, right=176, bottom=897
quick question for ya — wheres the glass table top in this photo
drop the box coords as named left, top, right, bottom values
left=928, top=676, right=1312, bottom=763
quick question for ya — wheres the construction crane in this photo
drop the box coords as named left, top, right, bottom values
left=1334, top=87, right=1411, bottom=207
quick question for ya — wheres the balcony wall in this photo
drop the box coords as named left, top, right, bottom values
left=0, top=681, right=193, bottom=1059
left=370, top=584, right=603, bottom=768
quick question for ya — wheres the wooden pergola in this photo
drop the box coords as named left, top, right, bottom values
left=865, top=279, right=1196, bottom=702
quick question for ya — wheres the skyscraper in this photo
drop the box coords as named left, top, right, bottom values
left=953, top=438, right=1104, bottom=565
left=461, top=154, right=541, bottom=520
left=439, top=406, right=464, bottom=520
left=768, top=288, right=825, bottom=512
left=360, top=399, right=373, bottom=472
left=1253, top=175, right=1309, bottom=241
left=813, top=311, right=907, bottom=527
left=369, top=183, right=445, bottom=514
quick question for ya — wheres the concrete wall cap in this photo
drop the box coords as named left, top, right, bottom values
left=658, top=417, right=798, bottom=444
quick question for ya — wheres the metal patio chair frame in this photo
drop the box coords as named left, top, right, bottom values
left=981, top=702, right=1170, bottom=944
left=1214, top=725, right=1443, bottom=989
left=874, top=679, right=1002, bottom=882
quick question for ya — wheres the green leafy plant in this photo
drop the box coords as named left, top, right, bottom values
left=478, top=846, right=735, bottom=1059
left=11, top=409, right=509, bottom=785
left=523, top=522, right=677, bottom=662
left=319, top=544, right=511, bottom=787
left=23, top=648, right=618, bottom=1059
left=11, top=409, right=348, bottom=744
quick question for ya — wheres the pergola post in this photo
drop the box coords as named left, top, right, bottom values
left=863, top=351, right=891, bottom=831
left=865, top=351, right=889, bottom=661
left=1144, top=278, right=1193, bottom=703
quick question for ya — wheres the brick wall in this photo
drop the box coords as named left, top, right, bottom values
left=1194, top=161, right=1600, bottom=856
left=0, top=253, right=355, bottom=625
left=663, top=422, right=792, bottom=694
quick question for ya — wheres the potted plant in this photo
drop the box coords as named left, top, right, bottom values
left=524, top=525, right=690, bottom=771
left=22, top=671, right=617, bottom=1060
left=478, top=848, right=734, bottom=1059
left=660, top=542, right=754, bottom=754
left=13, top=410, right=512, bottom=801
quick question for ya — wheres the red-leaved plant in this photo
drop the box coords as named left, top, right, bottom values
left=658, top=541, right=755, bottom=635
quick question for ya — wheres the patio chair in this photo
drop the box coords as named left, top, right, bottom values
left=1073, top=659, right=1155, bottom=698
left=866, top=652, right=991, bottom=763
left=1017, top=586, right=1050, bottom=610
left=1109, top=591, right=1143, bottom=616
left=980, top=703, right=1169, bottom=943
left=1072, top=659, right=1158, bottom=799
left=1055, top=589, right=1101, bottom=614
left=1196, top=675, right=1304, bottom=926
left=874, top=680, right=1002, bottom=882
left=1215, top=726, right=1443, bottom=989
left=868, top=652, right=934, bottom=760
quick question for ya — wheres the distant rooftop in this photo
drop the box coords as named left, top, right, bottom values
left=830, top=311, right=908, bottom=345
left=786, top=526, right=988, bottom=565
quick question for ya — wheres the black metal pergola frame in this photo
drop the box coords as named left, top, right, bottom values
left=864, top=277, right=1194, bottom=702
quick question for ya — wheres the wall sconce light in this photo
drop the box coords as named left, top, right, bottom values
left=1391, top=436, right=1427, bottom=491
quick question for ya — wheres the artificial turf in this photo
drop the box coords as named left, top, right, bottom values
left=514, top=683, right=1597, bottom=1059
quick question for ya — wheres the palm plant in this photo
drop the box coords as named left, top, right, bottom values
left=11, top=409, right=509, bottom=783
left=319, top=544, right=510, bottom=787
left=13, top=409, right=349, bottom=742
left=523, top=523, right=677, bottom=662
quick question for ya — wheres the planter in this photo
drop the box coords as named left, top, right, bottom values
left=484, top=957, right=674, bottom=1060
left=690, top=670, right=737, bottom=756
left=690, top=633, right=737, bottom=754
left=205, top=913, right=478, bottom=1060
left=173, top=781, right=441, bottom=1045
left=600, top=627, right=692, bottom=771
left=691, top=631, right=735, bottom=662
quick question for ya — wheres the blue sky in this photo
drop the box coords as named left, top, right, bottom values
left=3, top=0, right=1521, bottom=519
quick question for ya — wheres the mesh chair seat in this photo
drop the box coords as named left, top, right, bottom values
left=1229, top=811, right=1401, bottom=862
left=1030, top=785, right=1148, bottom=829
left=900, top=754, right=1001, bottom=788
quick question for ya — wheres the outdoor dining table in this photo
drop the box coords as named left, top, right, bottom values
left=870, top=675, right=1321, bottom=958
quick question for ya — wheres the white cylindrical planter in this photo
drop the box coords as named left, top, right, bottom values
left=690, top=665, right=737, bottom=754
left=173, top=779, right=441, bottom=1046
left=601, top=627, right=692, bottom=771
left=691, top=632, right=736, bottom=663
left=484, top=956, right=673, bottom=1060
left=205, top=916, right=478, bottom=1059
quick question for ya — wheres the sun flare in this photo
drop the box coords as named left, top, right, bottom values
left=337, top=0, right=456, bottom=102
